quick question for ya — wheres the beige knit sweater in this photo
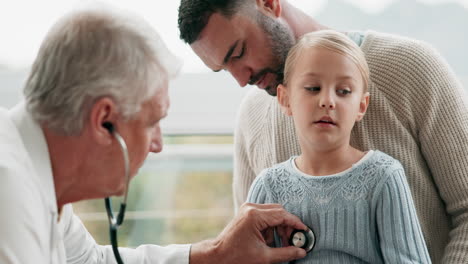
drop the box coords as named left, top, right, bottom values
left=233, top=31, right=468, bottom=263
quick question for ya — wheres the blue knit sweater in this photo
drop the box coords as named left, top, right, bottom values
left=247, top=150, right=431, bottom=263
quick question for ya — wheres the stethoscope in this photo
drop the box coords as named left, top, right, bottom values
left=102, top=122, right=130, bottom=264
left=289, top=227, right=316, bottom=253
left=275, top=225, right=316, bottom=255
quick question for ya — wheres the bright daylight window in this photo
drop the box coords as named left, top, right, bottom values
left=0, top=0, right=467, bottom=247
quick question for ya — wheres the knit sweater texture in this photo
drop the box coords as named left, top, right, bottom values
left=233, top=31, right=468, bottom=263
left=247, top=150, right=431, bottom=263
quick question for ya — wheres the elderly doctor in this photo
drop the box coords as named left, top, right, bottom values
left=0, top=7, right=307, bottom=264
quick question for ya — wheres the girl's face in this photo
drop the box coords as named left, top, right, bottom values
left=278, top=47, right=369, bottom=152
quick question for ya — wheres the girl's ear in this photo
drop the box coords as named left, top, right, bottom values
left=277, top=84, right=292, bottom=116
left=356, top=92, right=370, bottom=121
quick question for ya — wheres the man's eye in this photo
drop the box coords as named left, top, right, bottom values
left=305, top=86, right=320, bottom=92
left=233, top=45, right=245, bottom=59
left=337, top=89, right=352, bottom=95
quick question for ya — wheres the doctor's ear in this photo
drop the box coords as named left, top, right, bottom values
left=88, top=97, right=118, bottom=145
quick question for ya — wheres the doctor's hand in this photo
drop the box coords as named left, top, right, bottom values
left=190, top=203, right=307, bottom=264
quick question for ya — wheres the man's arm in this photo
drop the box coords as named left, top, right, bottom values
left=232, top=90, right=265, bottom=211
left=63, top=205, right=191, bottom=264
left=407, top=42, right=468, bottom=263
left=64, top=198, right=305, bottom=264
left=233, top=89, right=278, bottom=212
left=233, top=121, right=258, bottom=211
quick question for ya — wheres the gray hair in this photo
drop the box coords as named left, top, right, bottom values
left=24, top=6, right=181, bottom=135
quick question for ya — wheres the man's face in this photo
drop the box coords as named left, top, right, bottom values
left=125, top=84, right=169, bottom=177
left=109, top=82, right=170, bottom=195
left=191, top=11, right=294, bottom=96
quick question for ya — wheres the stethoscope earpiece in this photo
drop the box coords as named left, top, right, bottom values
left=102, top=122, right=115, bottom=134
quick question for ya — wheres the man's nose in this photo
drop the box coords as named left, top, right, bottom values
left=227, top=64, right=251, bottom=87
left=150, top=125, right=163, bottom=153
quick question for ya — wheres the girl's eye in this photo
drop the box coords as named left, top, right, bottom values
left=337, top=88, right=352, bottom=95
left=305, top=86, right=320, bottom=92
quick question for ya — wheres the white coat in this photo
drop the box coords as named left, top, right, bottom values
left=0, top=103, right=190, bottom=264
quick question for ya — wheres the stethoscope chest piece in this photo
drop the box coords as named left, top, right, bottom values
left=289, top=227, right=316, bottom=253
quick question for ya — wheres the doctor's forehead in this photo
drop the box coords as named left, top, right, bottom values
left=151, top=83, right=170, bottom=119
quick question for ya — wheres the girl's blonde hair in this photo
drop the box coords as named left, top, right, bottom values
left=284, top=30, right=370, bottom=92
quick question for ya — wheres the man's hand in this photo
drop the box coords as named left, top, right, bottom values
left=190, top=203, right=307, bottom=264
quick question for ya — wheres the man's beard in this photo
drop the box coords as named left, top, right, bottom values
left=252, top=12, right=295, bottom=96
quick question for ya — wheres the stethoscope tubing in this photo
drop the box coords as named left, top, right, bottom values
left=104, top=130, right=131, bottom=264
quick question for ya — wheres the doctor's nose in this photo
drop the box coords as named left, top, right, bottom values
left=150, top=125, right=163, bottom=153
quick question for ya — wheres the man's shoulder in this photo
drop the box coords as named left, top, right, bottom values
left=363, top=30, right=429, bottom=49
left=0, top=107, right=21, bottom=141
left=237, top=88, right=276, bottom=119
left=0, top=108, right=48, bottom=224
left=362, top=30, right=440, bottom=64
left=0, top=107, right=35, bottom=191
left=234, top=88, right=300, bottom=164
left=237, top=88, right=295, bottom=128
left=0, top=113, right=52, bottom=262
left=362, top=30, right=451, bottom=94
left=0, top=107, right=28, bottom=164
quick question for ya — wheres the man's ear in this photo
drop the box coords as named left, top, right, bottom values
left=356, top=92, right=370, bottom=121
left=88, top=97, right=118, bottom=145
left=277, top=84, right=292, bottom=116
left=256, top=0, right=281, bottom=18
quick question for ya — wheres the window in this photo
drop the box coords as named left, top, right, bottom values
left=73, top=135, right=235, bottom=246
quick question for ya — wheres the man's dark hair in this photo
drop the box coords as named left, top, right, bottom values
left=178, top=0, right=248, bottom=44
